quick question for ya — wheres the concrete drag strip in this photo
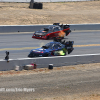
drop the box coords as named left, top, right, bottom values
left=0, top=47, right=38, bottom=51
left=74, top=44, right=100, bottom=47
left=0, top=44, right=100, bottom=51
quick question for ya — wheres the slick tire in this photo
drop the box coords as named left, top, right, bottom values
left=33, top=2, right=43, bottom=9
left=48, top=64, right=53, bottom=69
left=65, top=32, right=69, bottom=36
left=46, top=36, right=49, bottom=40
left=66, top=30, right=71, bottom=36
left=33, top=2, right=39, bottom=9
left=38, top=3, right=43, bottom=9
left=45, top=53, right=49, bottom=57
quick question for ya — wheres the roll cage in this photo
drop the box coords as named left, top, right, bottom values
left=42, top=42, right=63, bottom=49
left=43, top=25, right=61, bottom=32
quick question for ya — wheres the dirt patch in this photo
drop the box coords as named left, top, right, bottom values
left=0, top=1, right=100, bottom=25
left=36, top=94, right=100, bottom=100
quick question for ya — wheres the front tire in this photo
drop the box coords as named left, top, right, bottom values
left=66, top=32, right=69, bottom=36
left=66, top=30, right=71, bottom=36
left=45, top=53, right=49, bottom=57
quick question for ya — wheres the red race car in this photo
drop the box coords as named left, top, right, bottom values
left=32, top=23, right=71, bottom=40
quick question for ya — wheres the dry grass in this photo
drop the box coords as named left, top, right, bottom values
left=0, top=1, right=100, bottom=25
left=36, top=94, right=100, bottom=100
left=36, top=96, right=100, bottom=100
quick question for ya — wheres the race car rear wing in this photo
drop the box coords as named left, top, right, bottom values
left=63, top=25, right=70, bottom=29
left=65, top=41, right=74, bottom=46
left=53, top=23, right=70, bottom=29
left=53, top=23, right=60, bottom=25
left=53, top=38, right=74, bottom=45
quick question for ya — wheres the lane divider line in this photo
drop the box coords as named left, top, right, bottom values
left=0, top=47, right=39, bottom=51
left=74, top=44, right=100, bottom=47
left=0, top=44, right=100, bottom=51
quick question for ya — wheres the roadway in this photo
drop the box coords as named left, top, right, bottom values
left=0, top=30, right=100, bottom=59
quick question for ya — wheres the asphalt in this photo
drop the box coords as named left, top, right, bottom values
left=0, top=30, right=100, bottom=59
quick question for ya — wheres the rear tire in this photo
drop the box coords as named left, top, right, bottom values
left=66, top=32, right=69, bottom=36
left=38, top=3, right=43, bottom=9
left=66, top=30, right=71, bottom=36
left=46, top=36, right=49, bottom=40
left=33, top=2, right=39, bottom=9
left=45, top=53, right=49, bottom=57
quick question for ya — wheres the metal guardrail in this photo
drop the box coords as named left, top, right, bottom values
left=1, top=53, right=100, bottom=71
left=0, top=24, right=100, bottom=33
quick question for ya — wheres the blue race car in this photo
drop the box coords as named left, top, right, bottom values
left=28, top=39, right=74, bottom=57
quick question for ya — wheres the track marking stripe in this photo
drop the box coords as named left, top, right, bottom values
left=0, top=47, right=38, bottom=51
left=0, top=44, right=100, bottom=51
left=74, top=44, right=100, bottom=47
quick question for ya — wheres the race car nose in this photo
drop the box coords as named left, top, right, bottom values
left=28, top=54, right=30, bottom=57
left=28, top=54, right=32, bottom=57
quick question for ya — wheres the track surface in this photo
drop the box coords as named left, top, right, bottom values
left=0, top=30, right=100, bottom=59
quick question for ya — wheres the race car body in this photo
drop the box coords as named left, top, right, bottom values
left=32, top=23, right=71, bottom=40
left=28, top=40, right=74, bottom=57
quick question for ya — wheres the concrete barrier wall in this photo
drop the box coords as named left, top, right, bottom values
left=70, top=24, right=100, bottom=31
left=0, top=25, right=50, bottom=33
left=0, top=24, right=100, bottom=33
left=1, top=53, right=100, bottom=71
left=0, top=0, right=94, bottom=2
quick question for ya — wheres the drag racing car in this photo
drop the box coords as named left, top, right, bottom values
left=32, top=23, right=71, bottom=40
left=28, top=39, right=74, bottom=57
